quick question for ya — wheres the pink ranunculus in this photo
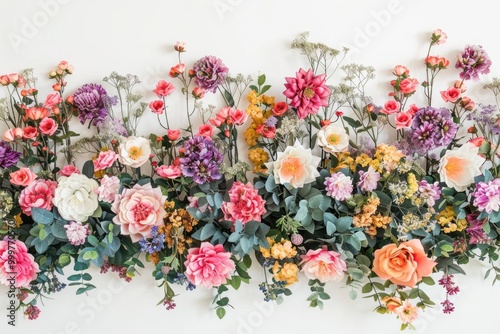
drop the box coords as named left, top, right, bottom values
left=398, top=77, right=419, bottom=94
left=2, top=128, right=23, bottom=142
left=395, top=111, right=413, bottom=129
left=166, top=129, right=181, bottom=141
left=272, top=102, right=289, bottom=116
left=18, top=179, right=58, bottom=216
left=44, top=92, right=62, bottom=108
left=283, top=68, right=331, bottom=119
left=196, top=124, right=214, bottom=138
left=0, top=237, right=39, bottom=288
left=372, top=239, right=437, bottom=288
left=153, top=80, right=175, bottom=98
left=221, top=181, right=266, bottom=224
left=393, top=65, right=409, bottom=76
left=93, top=150, right=118, bottom=171
left=10, top=167, right=37, bottom=186
left=149, top=100, right=165, bottom=114
left=111, top=183, right=166, bottom=242
left=440, top=86, right=461, bottom=103
left=39, top=117, right=58, bottom=136
left=169, top=63, right=185, bottom=78
left=22, top=126, right=38, bottom=140
left=58, top=165, right=81, bottom=177
left=229, top=108, right=248, bottom=125
left=300, top=247, right=347, bottom=283
left=432, top=29, right=447, bottom=44
left=184, top=242, right=235, bottom=288
left=96, top=175, right=120, bottom=203
left=381, top=100, right=400, bottom=115
left=156, top=164, right=182, bottom=179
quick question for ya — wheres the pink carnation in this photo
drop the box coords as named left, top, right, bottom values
left=324, top=172, right=353, bottom=201
left=111, top=183, right=166, bottom=242
left=93, top=150, right=118, bottom=171
left=300, top=247, right=347, bottom=283
left=64, top=221, right=90, bottom=246
left=97, top=175, right=120, bottom=203
left=0, top=237, right=40, bottom=288
left=472, top=178, right=500, bottom=214
left=283, top=68, right=331, bottom=119
left=221, top=181, right=266, bottom=224
left=184, top=242, right=235, bottom=288
left=18, top=179, right=58, bottom=216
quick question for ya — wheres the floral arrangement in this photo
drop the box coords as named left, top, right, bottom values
left=1, top=29, right=500, bottom=330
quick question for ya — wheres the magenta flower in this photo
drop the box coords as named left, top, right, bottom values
left=455, top=44, right=492, bottom=80
left=283, top=68, right=331, bottom=119
left=472, top=178, right=500, bottom=213
left=0, top=237, right=39, bottom=288
left=221, top=181, right=266, bottom=224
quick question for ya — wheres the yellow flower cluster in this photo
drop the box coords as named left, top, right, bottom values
left=372, top=144, right=404, bottom=173
left=353, top=197, right=392, bottom=237
left=260, top=237, right=299, bottom=286
left=331, top=151, right=355, bottom=173
left=272, top=262, right=299, bottom=286
left=436, top=206, right=467, bottom=233
left=260, top=237, right=298, bottom=259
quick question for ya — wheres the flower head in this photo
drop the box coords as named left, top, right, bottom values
left=221, top=181, right=266, bottom=224
left=64, top=221, right=91, bottom=246
left=324, top=172, right=353, bottom=200
left=73, top=83, right=109, bottom=126
left=316, top=124, right=349, bottom=153
left=455, top=44, right=492, bottom=80
left=438, top=143, right=485, bottom=191
left=357, top=166, right=380, bottom=192
left=192, top=55, right=228, bottom=93
left=118, top=136, right=151, bottom=168
left=300, top=247, right=347, bottom=283
left=53, top=173, right=99, bottom=222
left=19, top=179, right=58, bottom=216
left=0, top=237, right=39, bottom=288
left=472, top=178, right=500, bottom=213
left=180, top=136, right=223, bottom=184
left=0, top=141, right=21, bottom=168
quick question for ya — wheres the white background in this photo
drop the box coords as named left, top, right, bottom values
left=2, top=0, right=500, bottom=333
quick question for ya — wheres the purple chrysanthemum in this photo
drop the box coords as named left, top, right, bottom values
left=73, top=83, right=110, bottom=126
left=180, top=136, right=223, bottom=184
left=324, top=172, right=353, bottom=200
left=472, top=178, right=500, bottom=213
left=418, top=180, right=441, bottom=206
left=192, top=55, right=228, bottom=93
left=455, top=44, right=492, bottom=81
left=0, top=141, right=21, bottom=168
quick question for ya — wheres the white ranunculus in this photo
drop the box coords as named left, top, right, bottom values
left=438, top=143, right=485, bottom=191
left=265, top=140, right=321, bottom=188
left=53, top=173, right=99, bottom=222
left=118, top=136, right=151, bottom=168
left=316, top=124, right=349, bottom=153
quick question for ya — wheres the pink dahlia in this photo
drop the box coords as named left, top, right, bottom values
left=64, top=221, right=90, bottom=246
left=472, top=178, right=500, bottom=213
left=300, top=247, right=347, bottom=283
left=111, top=183, right=166, bottom=242
left=18, top=179, right=58, bottom=216
left=184, top=242, right=235, bottom=288
left=221, top=181, right=266, bottom=224
left=0, top=237, right=40, bottom=288
left=283, top=68, right=331, bottom=119
left=324, top=172, right=353, bottom=201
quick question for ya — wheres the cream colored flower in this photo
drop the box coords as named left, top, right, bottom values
left=118, top=136, right=151, bottom=168
left=438, top=143, right=485, bottom=191
left=316, top=124, right=349, bottom=153
left=53, top=173, right=99, bottom=222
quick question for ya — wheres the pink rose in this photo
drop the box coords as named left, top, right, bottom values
left=221, top=181, right=266, bottom=224
left=440, top=86, right=461, bottom=103
left=407, top=104, right=419, bottom=116
left=184, top=242, right=235, bottom=288
left=256, top=124, right=276, bottom=139
left=44, top=92, right=62, bottom=108
left=196, top=124, right=214, bottom=138
left=153, top=80, right=175, bottom=98
left=381, top=100, right=400, bottom=115
left=167, top=129, right=181, bottom=141
left=0, top=237, right=39, bottom=288
left=272, top=102, right=289, bottom=116
left=2, top=128, right=23, bottom=142
left=149, top=100, right=165, bottom=114
left=300, top=247, right=347, bottom=283
left=192, top=87, right=205, bottom=99
left=169, top=63, right=185, bottom=78
left=393, top=65, right=409, bottom=76
left=39, top=117, right=58, bottom=136
left=93, top=150, right=118, bottom=171
left=24, top=107, right=49, bottom=121
left=22, top=126, right=38, bottom=140
left=111, top=183, right=166, bottom=242
left=395, top=111, right=413, bottom=129
left=0, top=75, right=9, bottom=86
left=432, top=29, right=447, bottom=44
left=460, top=97, right=475, bottom=111
left=58, top=165, right=81, bottom=177
left=425, top=56, right=449, bottom=69
left=10, top=167, right=37, bottom=186
left=372, top=239, right=437, bottom=288
left=156, top=164, right=182, bottom=179
left=229, top=108, right=248, bottom=125
left=399, top=78, right=419, bottom=94
left=18, top=179, right=58, bottom=216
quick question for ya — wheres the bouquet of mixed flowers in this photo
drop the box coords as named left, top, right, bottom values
left=1, top=29, right=500, bottom=330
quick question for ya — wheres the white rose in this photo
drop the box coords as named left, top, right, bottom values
left=438, top=143, right=485, bottom=191
left=53, top=173, right=99, bottom=222
left=118, top=136, right=151, bottom=168
left=265, top=140, right=321, bottom=188
left=316, top=124, right=349, bottom=153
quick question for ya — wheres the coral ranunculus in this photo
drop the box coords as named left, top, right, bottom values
left=221, top=181, right=266, bottom=224
left=283, top=68, right=330, bottom=119
left=184, top=242, right=235, bottom=288
left=0, top=237, right=40, bottom=288
left=300, top=247, right=347, bottom=283
left=372, top=239, right=436, bottom=288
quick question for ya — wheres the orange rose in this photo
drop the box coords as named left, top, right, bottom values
left=381, top=296, right=402, bottom=313
left=372, top=239, right=436, bottom=288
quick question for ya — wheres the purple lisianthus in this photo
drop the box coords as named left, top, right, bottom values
left=192, top=55, right=228, bottom=93
left=472, top=178, right=500, bottom=213
left=0, top=141, right=21, bottom=168
left=180, top=136, right=223, bottom=184
left=455, top=44, right=492, bottom=81
left=138, top=226, right=165, bottom=254
left=73, top=83, right=110, bottom=126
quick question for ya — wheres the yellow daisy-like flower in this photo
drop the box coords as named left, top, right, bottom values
left=270, top=239, right=297, bottom=260
left=374, top=144, right=404, bottom=173
left=331, top=151, right=355, bottom=172
left=405, top=173, right=419, bottom=199
left=244, top=127, right=259, bottom=146
left=272, top=262, right=299, bottom=286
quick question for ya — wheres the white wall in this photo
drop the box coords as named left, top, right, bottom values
left=1, top=0, right=500, bottom=333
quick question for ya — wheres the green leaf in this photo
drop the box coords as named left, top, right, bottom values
left=200, top=223, right=217, bottom=240
left=216, top=307, right=226, bottom=319
left=67, top=274, right=82, bottom=281
left=216, top=297, right=229, bottom=307
left=32, top=208, right=54, bottom=225
left=334, top=216, right=352, bottom=233
left=244, top=221, right=260, bottom=235
left=82, top=160, right=95, bottom=178
left=258, top=74, right=266, bottom=86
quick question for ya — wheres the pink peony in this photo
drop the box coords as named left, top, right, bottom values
left=18, top=179, right=58, bottom=216
left=93, top=150, right=118, bottom=171
left=10, top=167, right=37, bottom=186
left=111, top=183, right=166, bottom=242
left=156, top=164, right=182, bottom=179
left=283, top=68, right=331, bottom=119
left=357, top=166, right=381, bottom=192
left=300, top=247, right=347, bottom=283
left=221, top=181, right=266, bottom=224
left=97, top=175, right=120, bottom=203
left=58, top=165, right=81, bottom=177
left=184, top=242, right=235, bottom=288
left=153, top=80, right=175, bottom=98
left=0, top=237, right=40, bottom=288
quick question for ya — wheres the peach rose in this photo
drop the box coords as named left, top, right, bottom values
left=167, top=129, right=181, bottom=141
left=382, top=296, right=402, bottom=312
left=24, top=107, right=49, bottom=121
left=39, top=117, right=58, bottom=136
left=440, top=87, right=461, bottom=103
left=393, top=65, right=409, bottom=76
left=156, top=165, right=182, bottom=179
left=372, top=239, right=436, bottom=288
left=10, top=167, right=37, bottom=186
left=196, top=124, right=214, bottom=138
left=399, top=78, right=419, bottom=94
left=44, top=92, right=62, bottom=108
left=229, top=108, right=248, bottom=125
left=2, top=128, right=23, bottom=142
left=300, top=247, right=347, bottom=283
